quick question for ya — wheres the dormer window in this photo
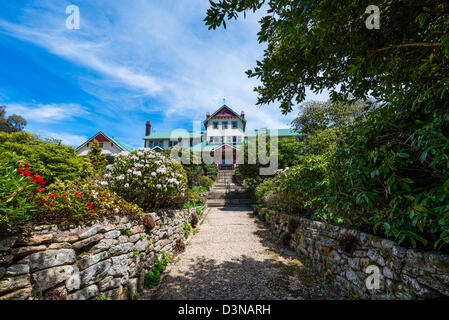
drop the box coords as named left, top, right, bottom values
left=222, top=121, right=228, bottom=129
left=232, top=121, right=238, bottom=129
left=213, top=121, right=218, bottom=129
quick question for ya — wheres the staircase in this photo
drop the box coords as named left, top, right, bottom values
left=206, top=170, right=251, bottom=207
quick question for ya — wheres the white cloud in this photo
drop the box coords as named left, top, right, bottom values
left=4, top=103, right=88, bottom=123
left=38, top=131, right=87, bottom=147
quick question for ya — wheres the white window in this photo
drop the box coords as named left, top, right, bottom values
left=222, top=121, right=228, bottom=129
left=232, top=121, right=238, bottom=129
left=213, top=121, right=218, bottom=129
left=99, top=143, right=104, bottom=148
left=209, top=136, right=214, bottom=143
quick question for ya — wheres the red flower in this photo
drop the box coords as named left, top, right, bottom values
left=64, top=193, right=68, bottom=198
left=24, top=163, right=30, bottom=168
left=17, top=161, right=20, bottom=165
left=91, top=210, right=96, bottom=214
left=87, top=202, right=93, bottom=209
left=39, top=198, right=46, bottom=207
left=37, top=187, right=46, bottom=192
left=50, top=203, right=54, bottom=207
left=48, top=194, right=58, bottom=199
left=31, top=173, right=45, bottom=185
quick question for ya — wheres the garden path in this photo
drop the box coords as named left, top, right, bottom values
left=140, top=206, right=346, bottom=300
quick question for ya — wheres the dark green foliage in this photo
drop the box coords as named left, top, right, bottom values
left=329, top=104, right=449, bottom=249
left=88, top=140, right=107, bottom=172
left=203, top=164, right=218, bottom=180
left=0, top=132, right=85, bottom=185
left=0, top=106, right=27, bottom=133
left=205, top=1, right=449, bottom=114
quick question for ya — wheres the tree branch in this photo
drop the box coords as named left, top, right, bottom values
left=370, top=42, right=442, bottom=54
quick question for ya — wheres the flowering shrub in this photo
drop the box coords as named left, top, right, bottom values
left=0, top=152, right=43, bottom=227
left=103, top=149, right=188, bottom=210
left=1, top=151, right=143, bottom=227
left=42, top=179, right=143, bottom=224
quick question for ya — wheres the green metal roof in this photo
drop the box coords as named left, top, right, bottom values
left=143, top=128, right=301, bottom=141
left=144, top=130, right=204, bottom=140
left=244, top=128, right=302, bottom=137
left=190, top=141, right=243, bottom=152
left=101, top=132, right=134, bottom=153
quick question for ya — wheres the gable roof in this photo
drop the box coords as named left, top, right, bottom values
left=190, top=140, right=243, bottom=152
left=204, top=105, right=247, bottom=129
left=76, top=131, right=133, bottom=153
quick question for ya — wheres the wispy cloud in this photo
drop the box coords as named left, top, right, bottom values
left=5, top=102, right=88, bottom=123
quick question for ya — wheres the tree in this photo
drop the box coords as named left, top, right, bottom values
left=0, top=106, right=27, bottom=133
left=88, top=140, right=107, bottom=172
left=292, top=100, right=368, bottom=135
left=205, top=0, right=449, bottom=113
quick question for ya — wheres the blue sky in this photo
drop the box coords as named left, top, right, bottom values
left=0, top=0, right=329, bottom=149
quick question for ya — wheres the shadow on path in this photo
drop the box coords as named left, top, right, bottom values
left=141, top=206, right=347, bottom=300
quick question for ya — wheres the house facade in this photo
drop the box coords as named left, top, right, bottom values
left=143, top=104, right=302, bottom=170
left=76, top=131, right=133, bottom=157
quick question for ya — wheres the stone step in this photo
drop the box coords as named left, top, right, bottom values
left=210, top=187, right=247, bottom=193
left=207, top=192, right=251, bottom=199
left=206, top=199, right=227, bottom=207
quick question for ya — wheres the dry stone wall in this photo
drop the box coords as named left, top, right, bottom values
left=254, top=206, right=449, bottom=300
left=0, top=207, right=205, bottom=300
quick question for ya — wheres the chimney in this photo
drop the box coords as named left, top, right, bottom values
left=206, top=112, right=210, bottom=119
left=145, top=121, right=152, bottom=136
left=241, top=111, right=245, bottom=118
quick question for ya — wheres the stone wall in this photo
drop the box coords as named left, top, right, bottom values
left=0, top=207, right=207, bottom=300
left=254, top=206, right=449, bottom=300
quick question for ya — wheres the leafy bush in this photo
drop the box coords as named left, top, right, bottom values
left=256, top=156, right=330, bottom=219
left=329, top=105, right=449, bottom=249
left=0, top=153, right=42, bottom=227
left=203, top=164, right=218, bottom=181
left=198, top=176, right=214, bottom=189
left=103, top=149, right=188, bottom=210
left=0, top=132, right=85, bottom=185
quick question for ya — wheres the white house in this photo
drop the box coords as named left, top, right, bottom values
left=76, top=131, right=133, bottom=157
left=143, top=104, right=302, bottom=170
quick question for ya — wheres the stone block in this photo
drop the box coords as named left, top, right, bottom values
left=22, top=249, right=76, bottom=272
left=32, top=265, right=76, bottom=292
left=67, top=284, right=98, bottom=300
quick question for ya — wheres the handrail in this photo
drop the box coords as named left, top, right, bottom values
left=226, top=179, right=231, bottom=205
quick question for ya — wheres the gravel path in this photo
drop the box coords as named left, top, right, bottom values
left=140, top=206, right=346, bottom=300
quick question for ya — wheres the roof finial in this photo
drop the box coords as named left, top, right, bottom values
left=222, top=98, right=226, bottom=106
